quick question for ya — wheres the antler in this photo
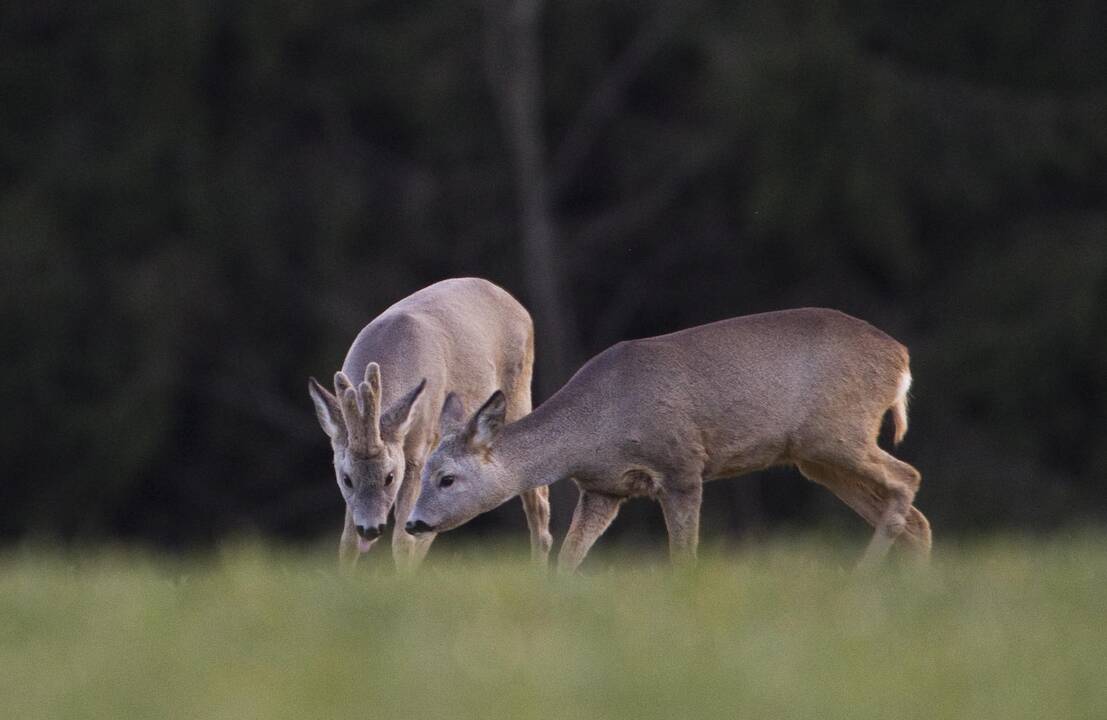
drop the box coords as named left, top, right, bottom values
left=333, top=363, right=384, bottom=454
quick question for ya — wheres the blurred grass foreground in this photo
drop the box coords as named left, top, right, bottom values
left=2, top=537, right=1105, bottom=720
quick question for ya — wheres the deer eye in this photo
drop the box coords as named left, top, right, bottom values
left=342, top=474, right=353, bottom=489
left=439, top=474, right=455, bottom=488
left=384, top=472, right=395, bottom=486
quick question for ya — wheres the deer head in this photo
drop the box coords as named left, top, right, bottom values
left=406, top=390, right=517, bottom=535
left=308, top=362, right=426, bottom=550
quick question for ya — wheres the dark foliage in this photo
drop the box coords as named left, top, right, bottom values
left=3, top=0, right=1106, bottom=549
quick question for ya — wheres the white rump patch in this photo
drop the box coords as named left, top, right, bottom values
left=896, top=370, right=912, bottom=410
left=891, top=369, right=912, bottom=445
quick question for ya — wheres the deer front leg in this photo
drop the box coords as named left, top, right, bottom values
left=392, top=460, right=435, bottom=573
left=520, top=486, right=553, bottom=567
left=392, top=526, right=434, bottom=572
left=338, top=505, right=361, bottom=572
left=658, top=481, right=703, bottom=566
left=557, top=488, right=622, bottom=574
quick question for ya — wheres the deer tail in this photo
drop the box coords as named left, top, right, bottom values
left=891, top=369, right=911, bottom=446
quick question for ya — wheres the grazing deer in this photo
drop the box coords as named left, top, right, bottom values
left=407, top=308, right=931, bottom=572
left=308, top=278, right=552, bottom=571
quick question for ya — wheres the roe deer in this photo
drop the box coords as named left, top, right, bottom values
left=308, top=277, right=552, bottom=571
left=407, top=308, right=931, bottom=572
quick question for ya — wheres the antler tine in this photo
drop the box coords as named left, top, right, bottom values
left=358, top=380, right=384, bottom=448
left=338, top=387, right=368, bottom=449
left=334, top=372, right=358, bottom=430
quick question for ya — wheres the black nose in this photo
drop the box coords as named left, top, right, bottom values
left=356, top=524, right=383, bottom=540
left=405, top=519, right=435, bottom=535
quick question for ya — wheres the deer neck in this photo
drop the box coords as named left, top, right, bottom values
left=495, top=395, right=596, bottom=494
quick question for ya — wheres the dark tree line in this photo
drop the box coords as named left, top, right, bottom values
left=2, top=0, right=1106, bottom=549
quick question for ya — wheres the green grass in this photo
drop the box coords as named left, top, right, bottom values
left=2, top=536, right=1105, bottom=719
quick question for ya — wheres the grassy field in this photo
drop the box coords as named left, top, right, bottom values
left=2, top=535, right=1105, bottom=720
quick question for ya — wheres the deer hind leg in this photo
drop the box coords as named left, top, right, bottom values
left=520, top=485, right=553, bottom=567
left=557, top=487, right=622, bottom=574
left=902, top=506, right=932, bottom=560
left=798, top=450, right=926, bottom=568
left=861, top=451, right=927, bottom=566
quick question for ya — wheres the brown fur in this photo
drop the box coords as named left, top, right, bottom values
left=309, top=278, right=553, bottom=570
left=412, top=308, right=930, bottom=572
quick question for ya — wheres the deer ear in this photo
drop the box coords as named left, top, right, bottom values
left=439, top=392, right=466, bottom=436
left=381, top=379, right=426, bottom=441
left=308, top=377, right=344, bottom=439
left=467, top=390, right=507, bottom=449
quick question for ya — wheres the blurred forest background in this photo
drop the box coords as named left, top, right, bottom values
left=3, top=0, right=1106, bottom=552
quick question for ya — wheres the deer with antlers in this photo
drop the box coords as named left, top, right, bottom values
left=308, top=278, right=552, bottom=571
